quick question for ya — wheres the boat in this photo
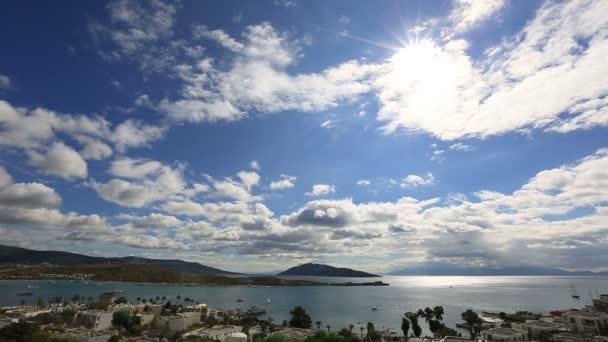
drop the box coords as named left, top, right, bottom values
left=26, top=285, right=39, bottom=289
left=237, top=298, right=245, bottom=302
left=109, top=289, right=123, bottom=293
left=245, top=305, right=266, bottom=315
left=17, top=292, right=33, bottom=296
left=267, top=297, right=271, bottom=304
left=371, top=306, right=378, bottom=311
left=570, top=284, right=580, bottom=299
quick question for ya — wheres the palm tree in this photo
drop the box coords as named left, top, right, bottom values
left=316, top=321, right=322, bottom=332
left=53, top=296, right=64, bottom=305
left=20, top=299, right=25, bottom=306
left=360, top=326, right=365, bottom=338
left=136, top=297, right=141, bottom=303
left=349, top=324, right=354, bottom=334
left=326, top=324, right=331, bottom=333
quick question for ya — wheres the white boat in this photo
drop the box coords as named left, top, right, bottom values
left=267, top=297, right=271, bottom=304
left=371, top=306, right=378, bottom=311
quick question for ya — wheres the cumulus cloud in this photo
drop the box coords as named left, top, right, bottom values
left=0, top=182, right=62, bottom=209
left=401, top=173, right=435, bottom=188
left=356, top=179, right=370, bottom=186
left=89, top=158, right=187, bottom=208
left=28, top=142, right=88, bottom=179
left=0, top=100, right=166, bottom=179
left=270, top=174, right=296, bottom=190
left=160, top=22, right=377, bottom=123
left=305, top=184, right=336, bottom=196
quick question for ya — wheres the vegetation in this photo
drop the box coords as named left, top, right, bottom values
left=461, top=309, right=483, bottom=339
left=288, top=306, right=312, bottom=329
left=403, top=312, right=422, bottom=337
left=0, top=321, right=74, bottom=342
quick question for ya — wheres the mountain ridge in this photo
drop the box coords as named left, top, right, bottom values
left=0, top=244, right=239, bottom=275
left=279, top=263, right=380, bottom=277
left=387, top=263, right=608, bottom=276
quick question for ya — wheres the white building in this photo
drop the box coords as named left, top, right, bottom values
left=74, top=310, right=114, bottom=331
left=563, top=310, right=608, bottom=335
left=183, top=325, right=244, bottom=342
left=154, top=312, right=200, bottom=333
left=481, top=327, right=527, bottom=342
left=512, top=319, right=565, bottom=337
left=64, top=328, right=114, bottom=342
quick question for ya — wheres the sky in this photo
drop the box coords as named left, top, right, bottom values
left=1, top=0, right=608, bottom=273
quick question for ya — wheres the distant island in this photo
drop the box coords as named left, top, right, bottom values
left=0, top=244, right=237, bottom=275
left=279, top=263, right=380, bottom=277
left=0, top=245, right=388, bottom=286
left=387, top=262, right=608, bottom=276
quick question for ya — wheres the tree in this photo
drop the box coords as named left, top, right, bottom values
left=109, top=336, right=122, bottom=342
left=360, top=327, right=365, bottom=338
left=288, top=306, right=312, bottom=329
left=36, top=298, right=45, bottom=307
left=326, top=324, right=331, bottom=333
left=53, top=296, right=64, bottom=305
left=115, top=296, right=128, bottom=304
left=316, top=321, right=323, bottom=331
left=405, top=312, right=421, bottom=337
left=112, top=309, right=131, bottom=328
left=401, top=315, right=411, bottom=341
left=461, top=310, right=483, bottom=339
left=366, top=322, right=382, bottom=342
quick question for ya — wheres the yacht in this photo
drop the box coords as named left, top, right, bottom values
left=245, top=305, right=266, bottom=315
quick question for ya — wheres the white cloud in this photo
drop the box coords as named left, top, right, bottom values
left=110, top=158, right=163, bottom=179
left=250, top=160, right=261, bottom=170
left=270, top=175, right=296, bottom=190
left=0, top=166, right=13, bottom=188
left=89, top=0, right=177, bottom=69
left=320, top=120, right=335, bottom=129
left=401, top=173, right=435, bottom=188
left=110, top=119, right=165, bottom=152
left=0, top=182, right=62, bottom=209
left=306, top=184, right=336, bottom=196
left=449, top=0, right=506, bottom=34
left=162, top=23, right=377, bottom=123
left=77, top=136, right=113, bottom=160
left=90, top=159, right=186, bottom=208
left=0, top=74, right=11, bottom=89
left=375, top=0, right=608, bottom=140
left=356, top=179, right=370, bottom=186
left=28, top=142, right=88, bottom=179
left=449, top=142, right=473, bottom=151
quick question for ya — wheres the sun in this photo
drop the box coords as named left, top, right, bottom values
left=389, top=38, right=448, bottom=83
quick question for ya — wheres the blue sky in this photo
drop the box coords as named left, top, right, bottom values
left=1, top=0, right=608, bottom=273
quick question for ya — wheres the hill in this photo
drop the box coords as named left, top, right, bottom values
left=279, top=263, right=380, bottom=277
left=0, top=244, right=238, bottom=275
left=387, top=263, right=608, bottom=276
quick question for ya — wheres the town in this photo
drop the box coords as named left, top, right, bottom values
left=1, top=290, right=607, bottom=342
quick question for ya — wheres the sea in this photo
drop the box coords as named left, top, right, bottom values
left=2, top=276, right=607, bottom=335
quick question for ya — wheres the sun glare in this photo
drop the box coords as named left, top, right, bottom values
left=390, top=39, right=448, bottom=82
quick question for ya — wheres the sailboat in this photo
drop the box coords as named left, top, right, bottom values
left=267, top=297, right=271, bottom=304
left=570, top=284, right=580, bottom=299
